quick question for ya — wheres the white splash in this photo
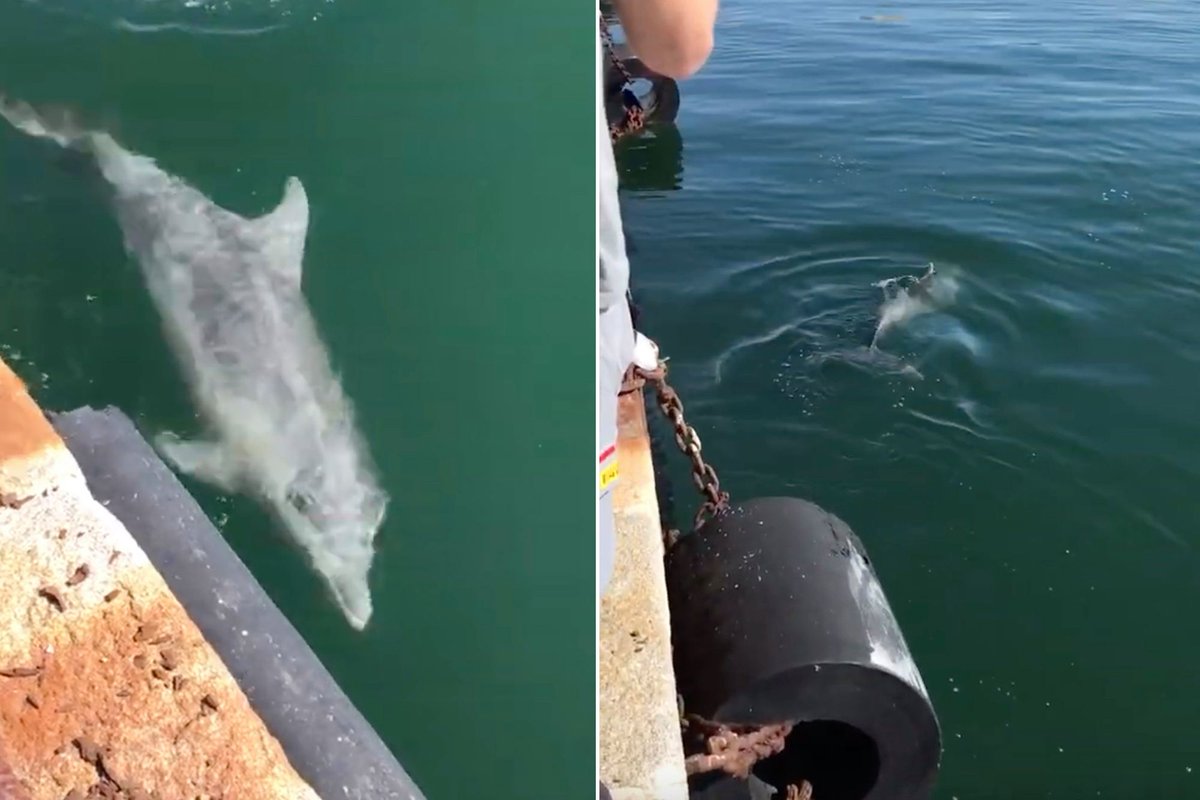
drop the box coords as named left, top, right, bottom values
left=0, top=95, right=388, bottom=631
left=870, top=262, right=959, bottom=348
left=18, top=0, right=336, bottom=37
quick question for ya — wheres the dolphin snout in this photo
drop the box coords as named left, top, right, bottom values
left=328, top=570, right=373, bottom=631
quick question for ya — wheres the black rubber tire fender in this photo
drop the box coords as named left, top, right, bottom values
left=603, top=43, right=681, bottom=127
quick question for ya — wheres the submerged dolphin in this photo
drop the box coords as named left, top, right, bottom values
left=0, top=96, right=387, bottom=630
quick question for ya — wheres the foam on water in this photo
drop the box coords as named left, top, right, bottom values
left=20, top=0, right=334, bottom=32
left=870, top=262, right=961, bottom=348
left=765, top=262, right=969, bottom=416
left=112, top=18, right=284, bottom=35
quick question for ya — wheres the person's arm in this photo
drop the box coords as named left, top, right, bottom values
left=612, top=0, right=718, bottom=79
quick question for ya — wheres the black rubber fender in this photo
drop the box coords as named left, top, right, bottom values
left=604, top=43, right=681, bottom=127
left=665, top=497, right=941, bottom=800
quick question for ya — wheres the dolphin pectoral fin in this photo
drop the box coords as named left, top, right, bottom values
left=155, top=433, right=239, bottom=491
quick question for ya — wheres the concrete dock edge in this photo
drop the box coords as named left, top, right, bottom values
left=52, top=405, right=426, bottom=800
left=599, top=390, right=688, bottom=800
left=0, top=354, right=424, bottom=800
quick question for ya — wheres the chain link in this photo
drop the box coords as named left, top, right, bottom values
left=681, top=714, right=813, bottom=798
left=682, top=715, right=792, bottom=778
left=682, top=714, right=812, bottom=795
left=599, top=13, right=636, bottom=86
left=629, top=360, right=731, bottom=532
left=599, top=14, right=646, bottom=142
left=787, top=781, right=815, bottom=800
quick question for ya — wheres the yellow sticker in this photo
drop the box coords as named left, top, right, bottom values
left=599, top=461, right=619, bottom=491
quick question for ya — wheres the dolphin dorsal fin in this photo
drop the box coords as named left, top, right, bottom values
left=253, top=176, right=309, bottom=287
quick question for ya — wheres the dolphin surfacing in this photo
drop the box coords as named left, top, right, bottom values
left=869, top=262, right=948, bottom=349
left=1, top=96, right=388, bottom=631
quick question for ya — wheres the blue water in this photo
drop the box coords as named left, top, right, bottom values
left=618, top=1, right=1200, bottom=796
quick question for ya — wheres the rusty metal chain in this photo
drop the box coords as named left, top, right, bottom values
left=787, top=781, right=815, bottom=800
left=610, top=104, right=646, bottom=143
left=681, top=714, right=813, bottom=799
left=628, top=359, right=731, bottom=532
left=600, top=13, right=635, bottom=85
left=683, top=715, right=792, bottom=778
left=599, top=14, right=646, bottom=142
left=683, top=714, right=814, bottom=800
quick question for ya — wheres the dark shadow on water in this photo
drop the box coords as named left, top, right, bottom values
left=616, top=123, right=684, bottom=193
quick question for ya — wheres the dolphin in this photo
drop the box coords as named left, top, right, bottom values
left=877, top=262, right=935, bottom=305
left=869, top=262, right=943, bottom=349
left=0, top=96, right=388, bottom=631
left=908, top=262, right=936, bottom=298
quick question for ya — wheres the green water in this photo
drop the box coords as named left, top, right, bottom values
left=0, top=3, right=594, bottom=798
left=620, top=1, right=1200, bottom=797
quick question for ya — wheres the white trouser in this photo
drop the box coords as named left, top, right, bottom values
left=597, top=299, right=634, bottom=596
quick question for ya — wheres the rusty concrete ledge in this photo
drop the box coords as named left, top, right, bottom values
left=0, top=355, right=424, bottom=800
left=51, top=406, right=426, bottom=800
left=599, top=390, right=688, bottom=800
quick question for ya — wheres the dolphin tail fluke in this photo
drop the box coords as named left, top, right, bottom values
left=0, top=94, right=92, bottom=150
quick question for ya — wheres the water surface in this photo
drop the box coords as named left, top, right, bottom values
left=0, top=3, right=594, bottom=797
left=619, top=1, right=1200, bottom=796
